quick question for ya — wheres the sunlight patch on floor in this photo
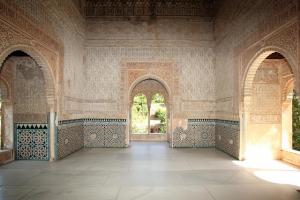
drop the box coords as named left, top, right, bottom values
left=233, top=160, right=300, bottom=187
left=253, top=170, right=300, bottom=187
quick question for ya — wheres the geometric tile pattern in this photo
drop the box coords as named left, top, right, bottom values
left=173, top=119, right=215, bottom=148
left=84, top=119, right=126, bottom=148
left=57, top=119, right=126, bottom=159
left=84, top=122, right=105, bottom=147
left=193, top=122, right=215, bottom=148
left=15, top=123, right=49, bottom=160
left=172, top=127, right=195, bottom=147
left=57, top=118, right=239, bottom=159
left=57, top=120, right=84, bottom=159
left=172, top=119, right=240, bottom=159
left=215, top=120, right=240, bottom=159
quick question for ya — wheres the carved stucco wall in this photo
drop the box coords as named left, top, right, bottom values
left=44, top=0, right=86, bottom=113
left=7, top=0, right=89, bottom=119
left=248, top=60, right=282, bottom=159
left=0, top=0, right=86, bottom=117
left=0, top=79, right=9, bottom=101
left=215, top=0, right=298, bottom=121
left=131, top=79, right=168, bottom=103
left=251, top=60, right=282, bottom=124
left=2, top=0, right=298, bottom=122
left=76, top=17, right=215, bottom=121
left=0, top=1, right=60, bottom=111
left=1, top=56, right=48, bottom=123
left=0, top=0, right=299, bottom=160
left=243, top=58, right=294, bottom=159
left=13, top=57, right=47, bottom=122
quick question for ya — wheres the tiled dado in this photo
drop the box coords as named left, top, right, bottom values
left=173, top=119, right=215, bottom=148
left=215, top=120, right=240, bottom=159
left=57, top=118, right=239, bottom=159
left=57, top=119, right=126, bottom=159
left=57, top=120, right=83, bottom=159
left=15, top=123, right=49, bottom=160
left=83, top=119, right=126, bottom=148
left=172, top=119, right=240, bottom=159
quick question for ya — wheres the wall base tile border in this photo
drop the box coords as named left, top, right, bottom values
left=173, top=119, right=240, bottom=159
left=57, top=122, right=83, bottom=159
left=215, top=120, right=240, bottom=159
left=57, top=118, right=240, bottom=160
left=57, top=119, right=127, bottom=159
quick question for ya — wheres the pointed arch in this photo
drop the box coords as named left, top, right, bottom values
left=0, top=45, right=56, bottom=108
left=240, top=47, right=295, bottom=160
left=242, top=46, right=295, bottom=101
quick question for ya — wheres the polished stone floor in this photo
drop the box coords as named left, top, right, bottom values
left=1, top=142, right=300, bottom=200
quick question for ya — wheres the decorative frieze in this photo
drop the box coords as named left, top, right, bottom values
left=85, top=0, right=217, bottom=17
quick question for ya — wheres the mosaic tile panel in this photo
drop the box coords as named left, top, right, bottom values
left=215, top=120, right=240, bottom=159
left=84, top=119, right=126, bottom=148
left=83, top=123, right=105, bottom=147
left=173, top=119, right=215, bottom=148
left=15, top=123, right=49, bottom=160
left=193, top=121, right=215, bottom=148
left=173, top=126, right=195, bottom=147
left=57, top=118, right=239, bottom=159
left=57, top=120, right=84, bottom=159
left=58, top=119, right=127, bottom=159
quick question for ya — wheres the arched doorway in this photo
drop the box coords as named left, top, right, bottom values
left=0, top=50, right=55, bottom=161
left=241, top=51, right=295, bottom=160
left=129, top=79, right=170, bottom=142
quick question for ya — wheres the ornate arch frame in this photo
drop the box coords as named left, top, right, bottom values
left=240, top=46, right=296, bottom=160
left=128, top=75, right=172, bottom=143
left=0, top=44, right=58, bottom=160
left=0, top=45, right=57, bottom=109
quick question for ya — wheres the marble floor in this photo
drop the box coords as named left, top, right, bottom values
left=1, top=142, right=300, bottom=200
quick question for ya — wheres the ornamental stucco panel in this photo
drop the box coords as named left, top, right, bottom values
left=251, top=61, right=281, bottom=123
left=86, top=18, right=213, bottom=41
left=62, top=30, right=85, bottom=99
left=0, top=1, right=62, bottom=113
left=80, top=17, right=215, bottom=119
left=215, top=0, right=298, bottom=120
left=2, top=57, right=48, bottom=123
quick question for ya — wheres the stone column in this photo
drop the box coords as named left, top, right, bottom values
left=240, top=96, right=251, bottom=161
left=2, top=102, right=13, bottom=150
left=49, top=107, right=56, bottom=161
left=147, top=104, right=151, bottom=134
left=1, top=102, right=3, bottom=149
left=127, top=101, right=133, bottom=146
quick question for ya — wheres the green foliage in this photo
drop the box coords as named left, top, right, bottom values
left=152, top=93, right=165, bottom=104
left=151, top=93, right=167, bottom=133
left=131, top=93, right=167, bottom=134
left=132, top=94, right=148, bottom=116
left=292, top=90, right=300, bottom=151
left=131, top=94, right=148, bottom=134
left=154, top=107, right=167, bottom=133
